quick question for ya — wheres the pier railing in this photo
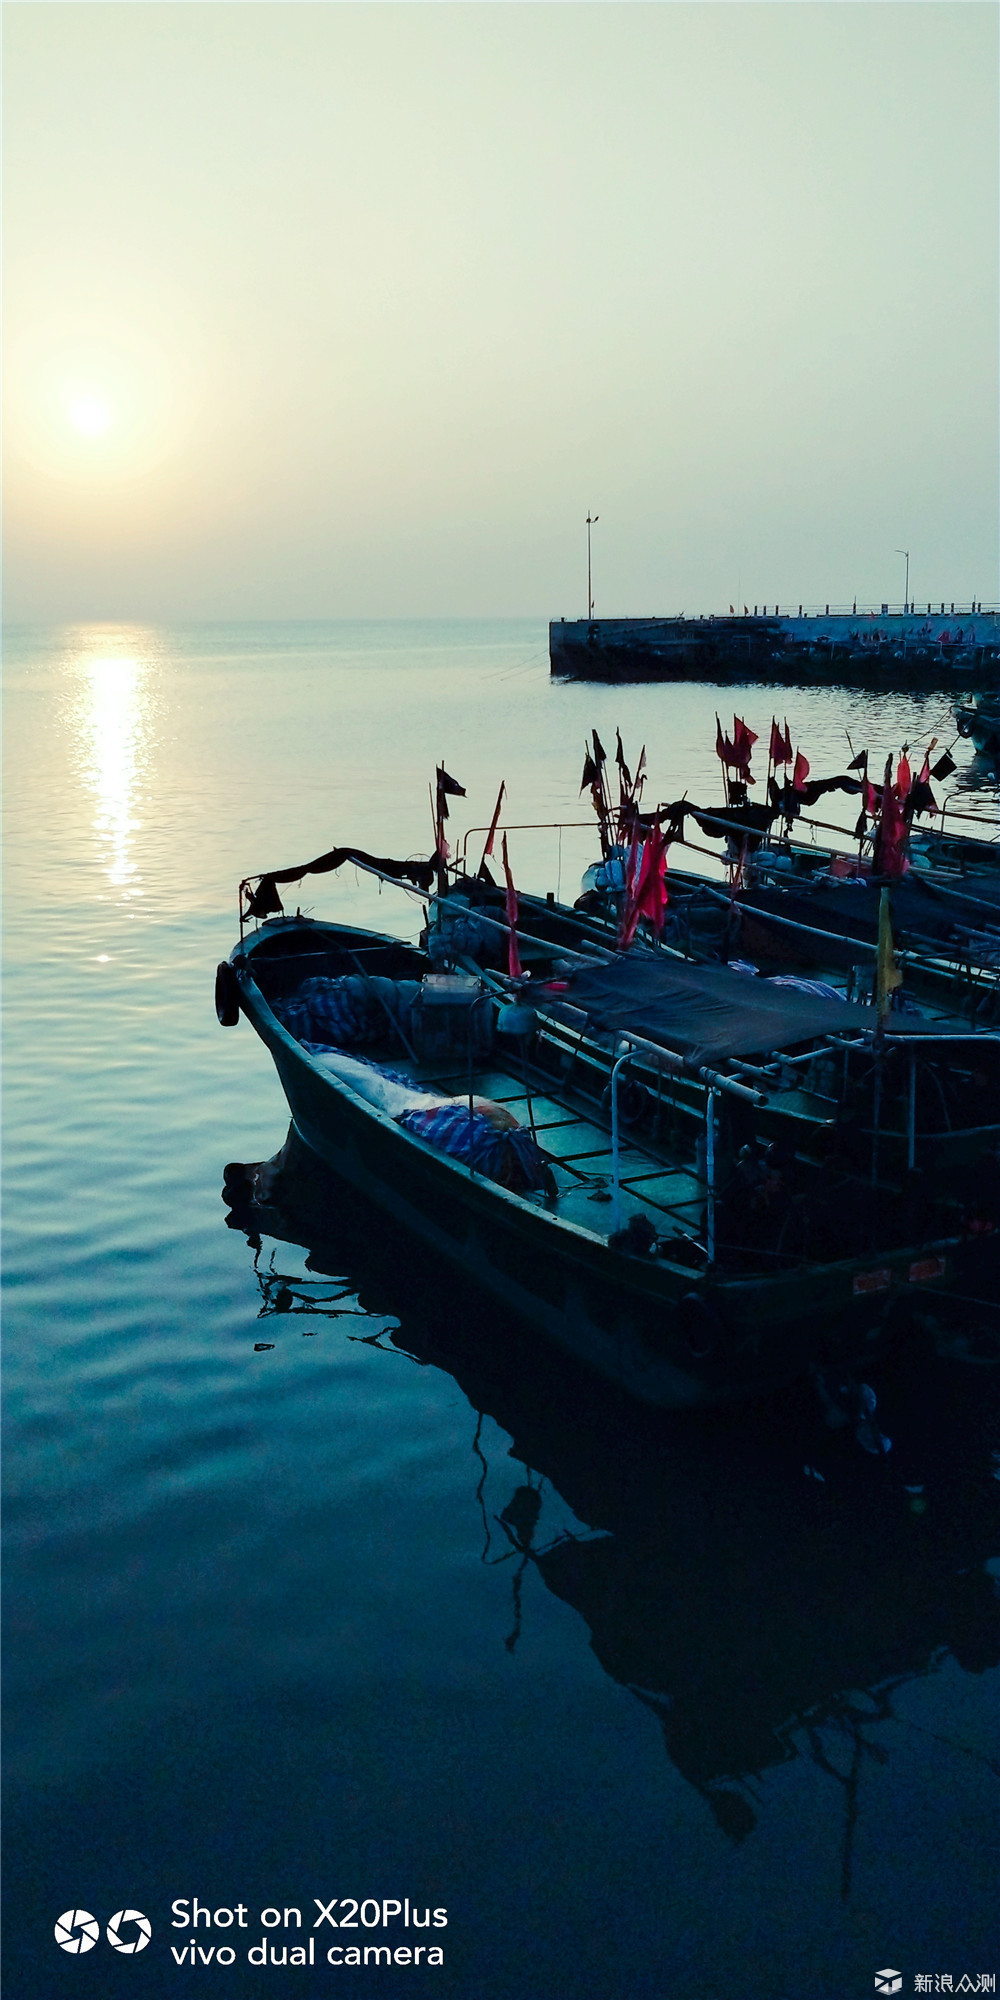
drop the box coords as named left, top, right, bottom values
left=554, top=603, right=998, bottom=622
left=723, top=602, right=997, bottom=621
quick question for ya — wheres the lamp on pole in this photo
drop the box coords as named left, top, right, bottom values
left=586, top=512, right=599, bottom=619
left=895, top=548, right=910, bottom=612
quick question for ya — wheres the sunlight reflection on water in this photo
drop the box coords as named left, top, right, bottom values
left=66, top=629, right=160, bottom=895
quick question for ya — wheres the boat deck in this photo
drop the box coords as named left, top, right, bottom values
left=384, top=1056, right=709, bottom=1241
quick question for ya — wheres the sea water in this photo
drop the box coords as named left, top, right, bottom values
left=4, top=620, right=998, bottom=1998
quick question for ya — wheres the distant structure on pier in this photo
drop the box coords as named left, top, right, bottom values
left=549, top=604, right=1000, bottom=685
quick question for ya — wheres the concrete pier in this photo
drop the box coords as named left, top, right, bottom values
left=549, top=606, right=1000, bottom=685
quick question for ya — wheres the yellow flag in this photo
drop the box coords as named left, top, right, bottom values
left=876, top=887, right=902, bottom=1017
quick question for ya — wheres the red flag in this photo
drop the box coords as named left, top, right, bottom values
left=865, top=779, right=879, bottom=815
left=624, top=827, right=642, bottom=894
left=731, top=716, right=758, bottom=770
left=618, top=826, right=669, bottom=949
left=715, top=715, right=735, bottom=764
left=618, top=849, right=644, bottom=951
left=635, top=823, right=669, bottom=931
left=792, top=750, right=810, bottom=793
left=727, top=717, right=758, bottom=782
left=769, top=719, right=792, bottom=764
left=501, top=834, right=522, bottom=980
left=896, top=753, right=912, bottom=798
left=483, top=781, right=505, bottom=859
left=874, top=777, right=909, bottom=876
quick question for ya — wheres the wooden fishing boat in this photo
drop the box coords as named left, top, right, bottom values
left=219, top=859, right=1000, bottom=1411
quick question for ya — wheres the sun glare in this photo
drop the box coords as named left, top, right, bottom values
left=67, top=391, right=113, bottom=438
left=72, top=649, right=151, bottom=891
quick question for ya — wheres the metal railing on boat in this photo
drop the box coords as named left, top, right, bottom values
left=609, top=1032, right=768, bottom=1260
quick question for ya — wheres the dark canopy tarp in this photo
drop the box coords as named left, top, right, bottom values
left=560, top=957, right=970, bottom=1066
left=244, top=847, right=436, bottom=918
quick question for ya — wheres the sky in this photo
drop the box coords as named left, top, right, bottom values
left=4, top=2, right=998, bottom=623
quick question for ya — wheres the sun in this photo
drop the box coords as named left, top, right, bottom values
left=66, top=391, right=114, bottom=438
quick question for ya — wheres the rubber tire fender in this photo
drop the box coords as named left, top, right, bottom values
left=215, top=959, right=241, bottom=1027
left=678, top=1290, right=724, bottom=1359
left=619, top=1079, right=651, bottom=1129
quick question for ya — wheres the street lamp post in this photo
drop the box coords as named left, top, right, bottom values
left=586, top=512, right=599, bottom=619
left=895, top=548, right=910, bottom=613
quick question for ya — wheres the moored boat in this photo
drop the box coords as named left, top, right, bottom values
left=955, top=695, right=1000, bottom=762
left=219, top=853, right=1000, bottom=1410
left=564, top=720, right=1000, bottom=1003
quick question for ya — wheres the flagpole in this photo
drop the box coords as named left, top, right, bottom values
left=479, top=780, right=506, bottom=877
left=429, top=779, right=441, bottom=889
left=601, top=757, right=614, bottom=850
left=435, top=762, right=446, bottom=898
left=716, top=715, right=731, bottom=809
left=857, top=751, right=869, bottom=871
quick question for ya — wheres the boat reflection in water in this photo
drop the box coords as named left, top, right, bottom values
left=223, top=1128, right=1000, bottom=1885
